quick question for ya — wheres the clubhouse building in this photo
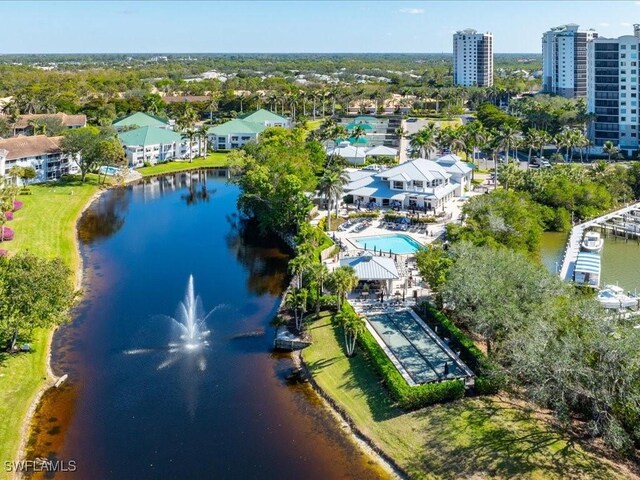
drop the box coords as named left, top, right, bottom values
left=344, top=154, right=472, bottom=211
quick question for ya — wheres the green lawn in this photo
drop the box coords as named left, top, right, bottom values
left=0, top=176, right=100, bottom=473
left=304, top=313, right=625, bottom=480
left=136, top=152, right=229, bottom=177
left=306, top=119, right=324, bottom=131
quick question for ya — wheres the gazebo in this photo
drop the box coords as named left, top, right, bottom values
left=339, top=255, right=400, bottom=296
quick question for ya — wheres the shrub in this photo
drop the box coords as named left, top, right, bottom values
left=348, top=211, right=379, bottom=219
left=317, top=295, right=338, bottom=311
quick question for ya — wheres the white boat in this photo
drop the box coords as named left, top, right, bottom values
left=597, top=285, right=639, bottom=310
left=581, top=230, right=604, bottom=252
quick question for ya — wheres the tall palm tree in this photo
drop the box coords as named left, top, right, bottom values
left=318, top=167, right=350, bottom=229
left=286, top=288, right=308, bottom=331
left=603, top=140, right=619, bottom=162
left=496, top=125, right=519, bottom=162
left=205, top=93, right=220, bottom=123
left=409, top=122, right=438, bottom=159
left=182, top=128, right=198, bottom=163
left=326, top=265, right=358, bottom=310
left=335, top=308, right=365, bottom=357
left=351, top=124, right=367, bottom=162
left=197, top=124, right=209, bottom=156
left=310, top=262, right=329, bottom=315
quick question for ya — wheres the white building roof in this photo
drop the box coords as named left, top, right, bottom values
left=327, top=143, right=366, bottom=159
left=435, top=154, right=473, bottom=174
left=375, top=158, right=450, bottom=183
left=365, top=145, right=399, bottom=157
left=339, top=255, right=399, bottom=280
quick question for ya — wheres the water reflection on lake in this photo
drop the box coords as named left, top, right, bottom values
left=27, top=171, right=388, bottom=480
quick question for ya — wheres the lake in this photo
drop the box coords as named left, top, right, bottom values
left=26, top=171, right=387, bottom=479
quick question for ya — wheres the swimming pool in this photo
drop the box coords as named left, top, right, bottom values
left=99, top=165, right=121, bottom=176
left=353, top=234, right=424, bottom=254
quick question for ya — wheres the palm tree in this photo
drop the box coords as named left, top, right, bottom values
left=496, top=125, right=519, bottom=162
left=318, top=167, right=350, bottom=230
left=351, top=124, right=367, bottom=162
left=205, top=93, right=220, bottom=123
left=197, top=125, right=209, bottom=157
left=286, top=288, right=308, bottom=331
left=335, top=308, right=365, bottom=357
left=409, top=122, right=438, bottom=159
left=463, top=122, right=487, bottom=179
left=310, top=262, right=330, bottom=315
left=326, top=266, right=358, bottom=310
left=603, top=140, right=619, bottom=162
left=182, top=128, right=198, bottom=163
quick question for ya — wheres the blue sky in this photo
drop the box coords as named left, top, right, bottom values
left=1, top=1, right=640, bottom=54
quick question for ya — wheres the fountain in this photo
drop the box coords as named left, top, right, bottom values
left=170, top=274, right=211, bottom=349
left=126, top=275, right=218, bottom=372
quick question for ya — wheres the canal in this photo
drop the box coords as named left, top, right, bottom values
left=26, top=171, right=387, bottom=479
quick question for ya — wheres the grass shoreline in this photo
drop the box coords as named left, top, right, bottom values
left=2, top=158, right=227, bottom=475
left=136, top=152, right=228, bottom=177
left=0, top=177, right=102, bottom=475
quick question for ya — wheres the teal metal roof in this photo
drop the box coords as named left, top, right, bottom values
left=113, top=112, right=170, bottom=128
left=118, top=126, right=183, bottom=147
left=207, top=118, right=266, bottom=135
left=349, top=136, right=369, bottom=145
left=239, top=108, right=288, bottom=124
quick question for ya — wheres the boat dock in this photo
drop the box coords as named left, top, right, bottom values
left=558, top=202, right=640, bottom=283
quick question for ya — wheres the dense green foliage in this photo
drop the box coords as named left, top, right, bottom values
left=448, top=190, right=544, bottom=254
left=230, top=128, right=324, bottom=235
left=0, top=253, right=76, bottom=350
left=60, top=126, right=124, bottom=181
left=476, top=103, right=520, bottom=130
left=496, top=163, right=639, bottom=230
left=418, top=241, right=640, bottom=454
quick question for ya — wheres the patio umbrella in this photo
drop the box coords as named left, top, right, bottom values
left=397, top=217, right=410, bottom=224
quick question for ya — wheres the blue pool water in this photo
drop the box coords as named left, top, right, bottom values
left=99, top=165, right=121, bottom=176
left=353, top=234, right=424, bottom=254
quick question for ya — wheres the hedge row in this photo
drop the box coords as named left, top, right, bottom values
left=343, top=304, right=465, bottom=409
left=383, top=213, right=437, bottom=224
left=416, top=303, right=502, bottom=395
left=348, top=211, right=380, bottom=219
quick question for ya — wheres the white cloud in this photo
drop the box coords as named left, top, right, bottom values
left=622, top=22, right=632, bottom=27
left=399, top=8, right=425, bottom=15
left=599, top=22, right=610, bottom=27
